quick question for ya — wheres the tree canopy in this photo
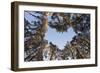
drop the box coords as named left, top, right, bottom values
left=24, top=11, right=90, bottom=61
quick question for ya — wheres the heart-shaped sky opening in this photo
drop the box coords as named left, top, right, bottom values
left=44, top=26, right=76, bottom=50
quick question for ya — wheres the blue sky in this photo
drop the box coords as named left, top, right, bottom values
left=24, top=11, right=40, bottom=24
left=44, top=26, right=76, bottom=50
left=24, top=11, right=76, bottom=50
